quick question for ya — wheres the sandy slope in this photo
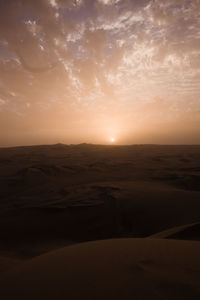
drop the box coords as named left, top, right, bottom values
left=1, top=238, right=200, bottom=300
left=0, top=144, right=200, bottom=276
left=149, top=222, right=200, bottom=240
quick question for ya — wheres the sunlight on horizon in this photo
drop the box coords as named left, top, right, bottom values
left=110, top=137, right=115, bottom=143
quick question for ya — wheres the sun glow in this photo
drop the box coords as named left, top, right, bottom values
left=110, top=137, right=115, bottom=143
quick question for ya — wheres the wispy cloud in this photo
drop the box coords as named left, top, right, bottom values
left=0, top=0, right=200, bottom=143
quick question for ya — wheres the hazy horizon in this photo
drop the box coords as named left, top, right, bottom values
left=0, top=0, right=200, bottom=147
left=1, top=141, right=200, bottom=149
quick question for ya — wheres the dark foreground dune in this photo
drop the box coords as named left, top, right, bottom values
left=1, top=238, right=200, bottom=300
left=0, top=144, right=199, bottom=297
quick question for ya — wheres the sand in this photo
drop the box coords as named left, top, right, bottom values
left=1, top=238, right=200, bottom=299
left=0, top=144, right=199, bottom=298
left=149, top=222, right=200, bottom=240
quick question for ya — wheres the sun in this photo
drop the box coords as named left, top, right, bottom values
left=110, top=137, right=115, bottom=143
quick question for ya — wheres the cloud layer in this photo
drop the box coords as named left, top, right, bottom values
left=0, top=0, right=200, bottom=145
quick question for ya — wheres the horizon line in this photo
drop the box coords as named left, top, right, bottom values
left=1, top=142, right=200, bottom=149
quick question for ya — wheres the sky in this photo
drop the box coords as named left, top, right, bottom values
left=0, top=0, right=200, bottom=146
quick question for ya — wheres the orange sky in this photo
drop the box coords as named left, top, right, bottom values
left=0, top=0, right=200, bottom=146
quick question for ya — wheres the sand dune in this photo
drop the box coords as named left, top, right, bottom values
left=1, top=238, right=200, bottom=299
left=149, top=222, right=200, bottom=241
left=0, top=144, right=200, bottom=291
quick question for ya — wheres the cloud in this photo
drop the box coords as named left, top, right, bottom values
left=0, top=98, right=6, bottom=105
left=97, top=0, right=120, bottom=5
left=0, top=0, right=200, bottom=144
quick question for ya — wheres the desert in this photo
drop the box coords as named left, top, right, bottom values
left=0, top=144, right=199, bottom=299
